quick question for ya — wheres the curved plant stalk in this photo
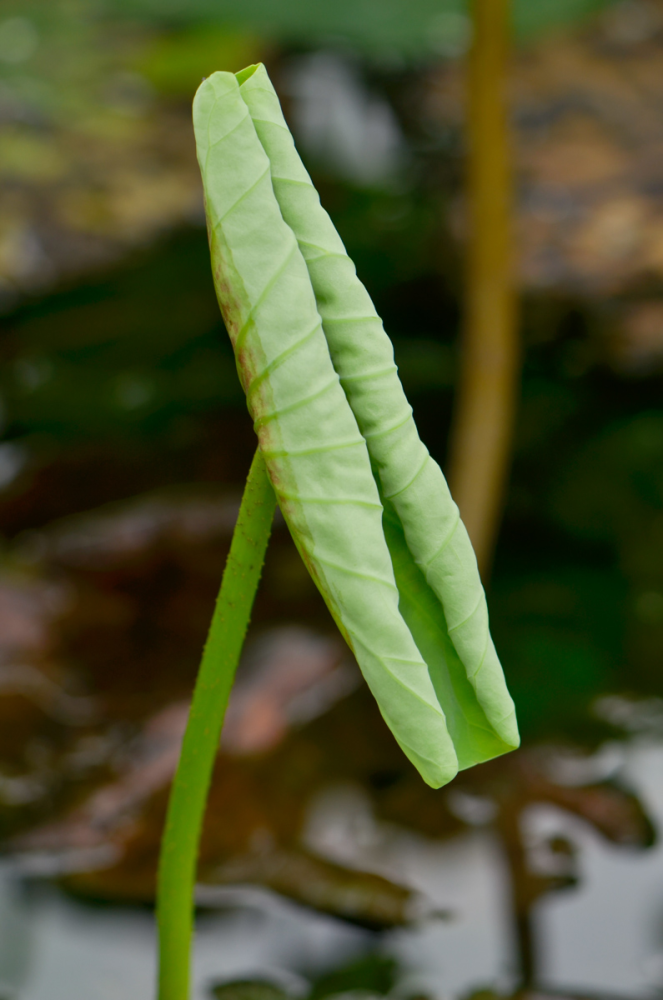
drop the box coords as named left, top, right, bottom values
left=236, top=63, right=518, bottom=764
left=447, top=0, right=519, bottom=580
left=156, top=448, right=276, bottom=1000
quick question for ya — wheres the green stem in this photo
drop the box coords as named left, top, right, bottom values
left=156, top=448, right=276, bottom=1000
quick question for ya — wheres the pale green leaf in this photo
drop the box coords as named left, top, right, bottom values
left=238, top=63, right=518, bottom=760
left=193, top=70, right=458, bottom=787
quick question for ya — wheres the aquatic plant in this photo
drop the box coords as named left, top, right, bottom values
left=156, top=58, right=517, bottom=1000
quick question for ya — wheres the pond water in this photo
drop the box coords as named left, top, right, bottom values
left=1, top=738, right=663, bottom=1000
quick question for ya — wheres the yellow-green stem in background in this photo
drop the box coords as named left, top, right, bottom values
left=448, top=0, right=519, bottom=580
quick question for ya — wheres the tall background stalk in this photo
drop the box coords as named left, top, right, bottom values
left=448, top=0, right=518, bottom=580
left=156, top=449, right=276, bottom=1000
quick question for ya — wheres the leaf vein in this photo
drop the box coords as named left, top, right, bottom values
left=234, top=241, right=299, bottom=356
left=448, top=593, right=484, bottom=636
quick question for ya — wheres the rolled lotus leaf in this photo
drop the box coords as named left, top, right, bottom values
left=381, top=502, right=511, bottom=767
left=237, top=63, right=518, bottom=761
left=193, top=71, right=458, bottom=787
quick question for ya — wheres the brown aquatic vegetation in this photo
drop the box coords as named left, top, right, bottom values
left=0, top=486, right=653, bottom=967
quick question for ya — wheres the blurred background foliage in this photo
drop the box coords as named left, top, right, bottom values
left=3, top=0, right=663, bottom=751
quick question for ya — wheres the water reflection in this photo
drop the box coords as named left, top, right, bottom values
left=1, top=738, right=663, bottom=998
left=0, top=484, right=660, bottom=998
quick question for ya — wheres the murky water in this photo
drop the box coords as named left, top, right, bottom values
left=2, top=738, right=663, bottom=1000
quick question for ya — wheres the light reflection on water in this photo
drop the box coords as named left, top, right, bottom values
left=534, top=738, right=663, bottom=995
left=2, top=739, right=663, bottom=1000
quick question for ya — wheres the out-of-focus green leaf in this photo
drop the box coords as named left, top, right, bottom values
left=0, top=234, right=242, bottom=443
left=211, top=983, right=289, bottom=1000
left=309, top=953, right=397, bottom=1000
left=137, top=25, right=263, bottom=96
left=492, top=568, right=625, bottom=738
left=114, top=0, right=618, bottom=58
left=551, top=413, right=663, bottom=544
